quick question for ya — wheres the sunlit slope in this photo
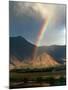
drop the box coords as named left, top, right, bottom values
left=31, top=53, right=60, bottom=68
left=10, top=37, right=66, bottom=69
left=10, top=53, right=60, bottom=69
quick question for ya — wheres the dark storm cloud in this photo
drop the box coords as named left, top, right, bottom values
left=9, top=1, right=66, bottom=45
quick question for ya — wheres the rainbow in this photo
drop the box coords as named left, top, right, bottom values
left=36, top=16, right=49, bottom=46
left=33, top=16, right=50, bottom=58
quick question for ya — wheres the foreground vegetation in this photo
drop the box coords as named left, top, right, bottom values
left=10, top=65, right=66, bottom=89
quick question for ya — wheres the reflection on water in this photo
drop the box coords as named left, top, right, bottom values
left=10, top=82, right=50, bottom=88
left=10, top=77, right=66, bottom=89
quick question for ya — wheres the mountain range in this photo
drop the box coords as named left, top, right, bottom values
left=10, top=36, right=66, bottom=69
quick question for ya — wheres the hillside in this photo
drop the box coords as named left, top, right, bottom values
left=10, top=36, right=66, bottom=69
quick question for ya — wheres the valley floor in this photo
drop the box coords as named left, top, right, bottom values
left=10, top=65, right=66, bottom=89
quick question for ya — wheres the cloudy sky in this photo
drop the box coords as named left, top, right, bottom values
left=9, top=1, right=66, bottom=46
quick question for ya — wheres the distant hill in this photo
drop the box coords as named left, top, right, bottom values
left=10, top=36, right=35, bottom=60
left=37, top=45, right=66, bottom=64
left=10, top=36, right=66, bottom=69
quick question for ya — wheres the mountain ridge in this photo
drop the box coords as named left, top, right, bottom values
left=10, top=36, right=66, bottom=69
